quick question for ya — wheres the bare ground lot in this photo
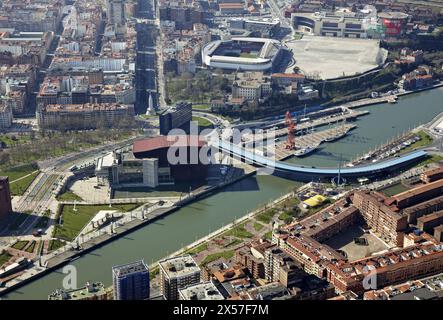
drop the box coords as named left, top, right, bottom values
left=285, top=35, right=388, bottom=79
left=324, top=224, right=390, bottom=261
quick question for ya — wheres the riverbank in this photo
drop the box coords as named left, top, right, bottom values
left=0, top=163, right=257, bottom=297
left=148, top=190, right=298, bottom=271
left=346, top=82, right=443, bottom=110
left=3, top=85, right=443, bottom=300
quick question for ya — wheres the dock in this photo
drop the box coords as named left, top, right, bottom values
left=243, top=110, right=368, bottom=145
left=259, top=123, right=356, bottom=161
left=345, top=95, right=398, bottom=109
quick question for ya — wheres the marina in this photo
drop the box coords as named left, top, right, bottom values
left=271, top=123, right=357, bottom=160
left=242, top=109, right=369, bottom=145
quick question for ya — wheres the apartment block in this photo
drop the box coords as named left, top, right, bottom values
left=353, top=191, right=408, bottom=246
left=159, top=255, right=201, bottom=300
left=36, top=103, right=134, bottom=130
left=0, top=104, right=13, bottom=129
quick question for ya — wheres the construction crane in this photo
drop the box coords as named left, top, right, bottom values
left=285, top=111, right=296, bottom=150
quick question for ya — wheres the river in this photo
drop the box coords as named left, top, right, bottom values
left=3, top=87, right=443, bottom=299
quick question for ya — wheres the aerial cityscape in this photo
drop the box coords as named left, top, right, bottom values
left=1, top=0, right=443, bottom=305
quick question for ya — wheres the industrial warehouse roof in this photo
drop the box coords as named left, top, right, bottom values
left=133, top=136, right=206, bottom=154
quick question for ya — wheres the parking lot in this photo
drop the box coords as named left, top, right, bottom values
left=285, top=35, right=388, bottom=79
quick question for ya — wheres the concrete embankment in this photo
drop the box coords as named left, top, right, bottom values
left=148, top=190, right=296, bottom=270
left=0, top=166, right=257, bottom=297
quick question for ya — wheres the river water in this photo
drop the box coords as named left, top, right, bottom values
left=4, top=87, right=443, bottom=299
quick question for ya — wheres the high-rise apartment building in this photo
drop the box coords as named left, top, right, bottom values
left=159, top=102, right=192, bottom=135
left=112, top=259, right=150, bottom=300
left=159, top=255, right=201, bottom=300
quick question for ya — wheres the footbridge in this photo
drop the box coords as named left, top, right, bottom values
left=213, top=140, right=428, bottom=181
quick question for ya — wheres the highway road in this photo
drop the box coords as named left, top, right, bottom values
left=1, top=135, right=152, bottom=240
left=156, top=27, right=167, bottom=108
left=192, top=111, right=231, bottom=129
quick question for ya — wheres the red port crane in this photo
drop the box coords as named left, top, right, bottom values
left=285, top=111, right=296, bottom=150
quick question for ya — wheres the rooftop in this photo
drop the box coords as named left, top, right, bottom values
left=422, top=165, right=443, bottom=178
left=132, top=135, right=206, bottom=154
left=333, top=242, right=443, bottom=277
left=159, top=255, right=200, bottom=279
left=386, top=179, right=443, bottom=208
left=41, top=103, right=133, bottom=113
left=179, top=281, right=224, bottom=300
left=417, top=210, right=443, bottom=224
left=112, top=260, right=149, bottom=278
left=364, top=272, right=443, bottom=300
left=48, top=282, right=109, bottom=300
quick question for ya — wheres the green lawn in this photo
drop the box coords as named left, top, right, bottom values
left=0, top=130, right=136, bottom=170
left=53, top=203, right=140, bottom=241
left=0, top=252, right=12, bottom=267
left=263, top=231, right=273, bottom=241
left=9, top=171, right=40, bottom=196
left=56, top=190, right=83, bottom=202
left=25, top=241, right=36, bottom=253
left=187, top=243, right=208, bottom=255
left=402, top=131, right=433, bottom=153
left=12, top=240, right=29, bottom=251
left=0, top=134, right=31, bottom=147
left=192, top=116, right=213, bottom=128
left=192, top=104, right=211, bottom=110
left=223, top=223, right=253, bottom=239
left=48, top=239, right=65, bottom=252
left=200, top=250, right=235, bottom=266
left=256, top=209, right=276, bottom=224
left=0, top=163, right=38, bottom=182
left=278, top=210, right=295, bottom=221
left=414, top=155, right=443, bottom=168
left=224, top=238, right=242, bottom=248
left=253, top=222, right=264, bottom=232
left=380, top=182, right=410, bottom=196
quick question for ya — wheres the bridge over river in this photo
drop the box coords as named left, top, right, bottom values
left=213, top=140, right=428, bottom=181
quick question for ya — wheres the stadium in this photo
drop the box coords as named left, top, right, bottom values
left=201, top=37, right=283, bottom=71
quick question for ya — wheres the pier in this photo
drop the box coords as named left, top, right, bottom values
left=270, top=123, right=357, bottom=160
left=345, top=95, right=398, bottom=109
left=243, top=109, right=368, bottom=145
